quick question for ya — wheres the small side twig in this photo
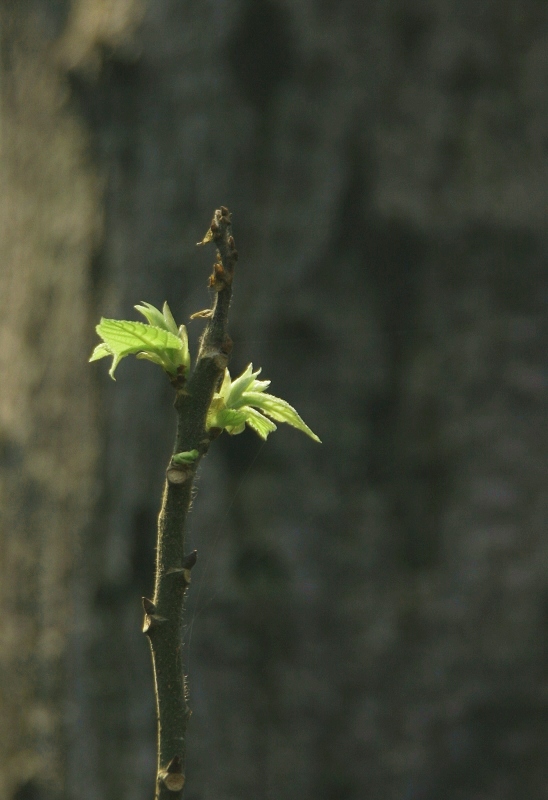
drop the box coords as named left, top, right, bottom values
left=144, top=207, right=237, bottom=799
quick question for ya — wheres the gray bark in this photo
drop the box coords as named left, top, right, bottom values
left=0, top=1, right=546, bottom=799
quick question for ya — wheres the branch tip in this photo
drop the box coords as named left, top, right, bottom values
left=197, top=205, right=230, bottom=247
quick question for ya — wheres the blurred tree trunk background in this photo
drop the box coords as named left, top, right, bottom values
left=0, top=1, right=546, bottom=799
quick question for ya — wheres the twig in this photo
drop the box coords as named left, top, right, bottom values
left=143, top=207, right=237, bottom=799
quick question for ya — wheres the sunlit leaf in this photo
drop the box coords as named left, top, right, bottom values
left=249, top=377, right=270, bottom=393
left=135, top=302, right=168, bottom=330
left=133, top=300, right=169, bottom=331
left=162, top=302, right=179, bottom=336
left=135, top=351, right=180, bottom=372
left=242, top=407, right=277, bottom=440
left=97, top=318, right=182, bottom=355
left=228, top=422, right=246, bottom=435
left=107, top=354, right=123, bottom=379
left=91, top=318, right=184, bottom=378
left=218, top=368, right=231, bottom=399
left=225, top=363, right=261, bottom=407
left=214, top=407, right=248, bottom=433
left=240, top=391, right=321, bottom=442
left=206, top=364, right=321, bottom=443
left=177, top=325, right=191, bottom=371
left=135, top=301, right=184, bottom=342
left=89, top=342, right=112, bottom=362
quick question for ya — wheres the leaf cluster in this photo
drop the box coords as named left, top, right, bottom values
left=207, top=364, right=320, bottom=442
left=90, top=302, right=319, bottom=443
left=89, top=302, right=190, bottom=379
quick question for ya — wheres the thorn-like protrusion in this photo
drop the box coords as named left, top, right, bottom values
left=142, top=596, right=167, bottom=634
left=164, top=553, right=197, bottom=586
left=165, top=568, right=191, bottom=584
left=142, top=597, right=156, bottom=615
left=160, top=756, right=185, bottom=792
left=183, top=550, right=198, bottom=570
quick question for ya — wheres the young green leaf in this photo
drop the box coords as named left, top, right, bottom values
left=238, top=391, right=321, bottom=442
left=177, top=324, right=191, bottom=372
left=242, top=407, right=277, bottom=440
left=91, top=318, right=184, bottom=379
left=162, top=302, right=179, bottom=336
left=135, top=302, right=168, bottom=330
left=135, top=351, right=180, bottom=372
left=224, top=363, right=258, bottom=407
left=206, top=364, right=321, bottom=442
left=89, top=342, right=113, bottom=362
left=97, top=317, right=183, bottom=354
left=210, top=406, right=248, bottom=434
left=135, top=301, right=183, bottom=340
